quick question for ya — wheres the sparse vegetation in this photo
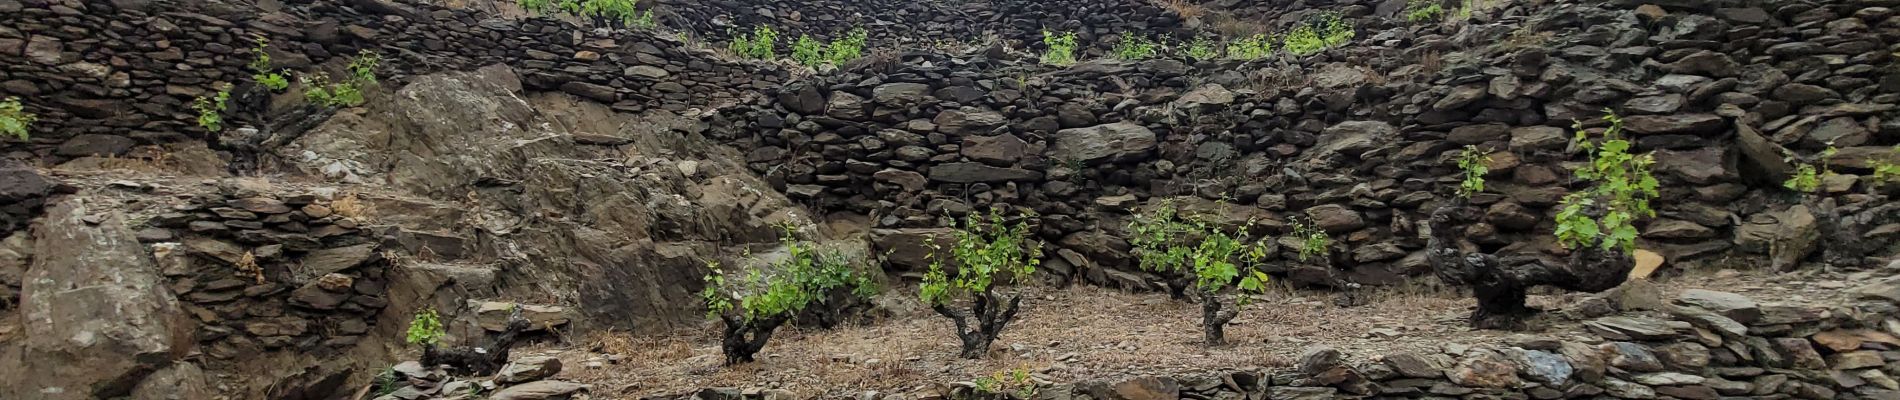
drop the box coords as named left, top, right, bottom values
left=972, top=367, right=1038, bottom=398
left=789, top=28, right=868, bottom=67
left=1290, top=218, right=1331, bottom=263
left=406, top=307, right=446, bottom=347
left=193, top=85, right=231, bottom=132
left=729, top=25, right=779, bottom=60
left=1873, top=146, right=1900, bottom=187
left=1783, top=146, right=1835, bottom=193
left=1, top=97, right=33, bottom=141
left=249, top=36, right=290, bottom=91
left=302, top=50, right=380, bottom=108
left=701, top=222, right=875, bottom=365
left=792, top=34, right=825, bottom=66
left=1406, top=0, right=1446, bottom=22
left=1283, top=13, right=1353, bottom=56
left=1040, top=30, right=1078, bottom=65
left=518, top=0, right=655, bottom=27
left=1112, top=32, right=1158, bottom=60
left=1127, top=201, right=1272, bottom=345
left=1457, top=145, right=1490, bottom=198
left=1225, top=33, right=1274, bottom=60
left=1184, top=36, right=1218, bottom=60
left=920, top=208, right=1041, bottom=359
left=1554, top=110, right=1658, bottom=252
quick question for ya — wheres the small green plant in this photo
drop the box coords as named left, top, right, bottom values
left=729, top=25, right=778, bottom=60
left=921, top=208, right=1042, bottom=359
left=301, top=72, right=363, bottom=108
left=1283, top=13, right=1354, bottom=56
left=791, top=34, right=826, bottom=67
left=1040, top=30, right=1078, bottom=65
left=1406, top=0, right=1446, bottom=22
left=702, top=222, right=874, bottom=365
left=193, top=85, right=231, bottom=132
left=1127, top=201, right=1272, bottom=345
left=371, top=367, right=401, bottom=397
left=1225, top=33, right=1273, bottom=60
left=249, top=36, right=290, bottom=91
left=1553, top=110, right=1659, bottom=252
left=1290, top=218, right=1331, bottom=263
left=972, top=367, right=1038, bottom=398
left=826, top=27, right=868, bottom=66
left=1112, top=32, right=1158, bottom=60
left=348, top=50, right=381, bottom=85
left=1872, top=146, right=1900, bottom=187
left=0, top=97, right=34, bottom=141
left=1783, top=146, right=1836, bottom=193
left=405, top=307, right=446, bottom=347
left=1457, top=145, right=1491, bottom=198
left=1184, top=36, right=1219, bottom=60
left=517, top=0, right=559, bottom=14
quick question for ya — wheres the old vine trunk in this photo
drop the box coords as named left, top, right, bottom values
left=931, top=289, right=1022, bottom=359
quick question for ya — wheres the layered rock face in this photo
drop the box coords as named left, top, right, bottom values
left=281, top=64, right=811, bottom=333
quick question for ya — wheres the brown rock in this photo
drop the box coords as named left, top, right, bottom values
left=1448, top=349, right=1521, bottom=388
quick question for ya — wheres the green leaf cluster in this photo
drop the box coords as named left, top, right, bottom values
left=701, top=223, right=875, bottom=321
left=1040, top=30, right=1078, bottom=65
left=405, top=307, right=446, bottom=347
left=1456, top=145, right=1491, bottom=198
left=972, top=367, right=1038, bottom=398
left=1872, top=146, right=1900, bottom=186
left=1112, top=32, right=1159, bottom=60
left=1283, top=13, right=1354, bottom=56
left=1782, top=146, right=1835, bottom=193
left=1225, top=33, right=1274, bottom=60
left=193, top=86, right=230, bottom=132
left=729, top=25, right=779, bottom=60
left=0, top=97, right=34, bottom=141
left=518, top=0, right=655, bottom=27
left=1405, top=0, right=1446, bottom=22
left=1184, top=36, right=1219, bottom=60
left=789, top=28, right=869, bottom=67
left=1290, top=218, right=1331, bottom=263
left=249, top=36, right=290, bottom=91
left=1554, top=110, right=1659, bottom=252
left=1126, top=201, right=1272, bottom=300
left=919, top=209, right=1042, bottom=306
left=302, top=50, right=380, bottom=108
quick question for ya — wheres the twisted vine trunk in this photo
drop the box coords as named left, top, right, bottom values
left=931, top=289, right=1022, bottom=359
left=421, top=310, right=531, bottom=376
left=719, top=314, right=789, bottom=365
left=1427, top=200, right=1632, bottom=330
left=1197, top=289, right=1239, bottom=346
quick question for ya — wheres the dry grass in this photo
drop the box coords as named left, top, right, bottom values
left=551, top=285, right=1495, bottom=399
left=1158, top=0, right=1206, bottom=20
left=331, top=193, right=369, bottom=220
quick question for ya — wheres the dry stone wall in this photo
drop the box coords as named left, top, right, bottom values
left=658, top=0, right=1194, bottom=55
left=0, top=0, right=786, bottom=164
left=706, top=0, right=1900, bottom=289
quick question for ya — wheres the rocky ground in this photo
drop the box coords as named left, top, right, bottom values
left=530, top=263, right=1878, bottom=398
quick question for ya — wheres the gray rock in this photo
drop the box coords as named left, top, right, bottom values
left=1304, top=204, right=1365, bottom=233
left=473, top=301, right=569, bottom=332
left=927, top=162, right=1042, bottom=183
left=1051, top=122, right=1156, bottom=164
left=1297, top=346, right=1344, bottom=375
left=1623, top=114, right=1726, bottom=135
left=1734, top=205, right=1818, bottom=270
left=1602, top=342, right=1666, bottom=372
left=1675, top=289, right=1760, bottom=323
left=12, top=199, right=190, bottom=399
left=1509, top=126, right=1569, bottom=151
left=1448, top=123, right=1510, bottom=145
left=960, top=134, right=1028, bottom=166
left=56, top=134, right=137, bottom=157
left=1512, top=349, right=1573, bottom=386
left=1313, top=121, right=1394, bottom=158
left=1624, top=94, right=1684, bottom=114
left=487, top=380, right=589, bottom=400
left=1381, top=352, right=1449, bottom=378
left=558, top=81, right=616, bottom=102
left=935, top=107, right=1007, bottom=135
left=827, top=92, right=866, bottom=119
left=497, top=356, right=563, bottom=384
left=1448, top=349, right=1521, bottom=388
left=1585, top=316, right=1681, bottom=340
left=871, top=82, right=931, bottom=107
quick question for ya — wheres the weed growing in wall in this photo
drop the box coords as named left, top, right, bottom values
left=1406, top=0, right=1446, bottom=22
left=1783, top=146, right=1835, bottom=193
left=519, top=0, right=654, bottom=28
left=249, top=36, right=290, bottom=91
left=1184, top=36, right=1219, bottom=60
left=193, top=85, right=231, bottom=132
left=1112, top=32, right=1158, bottom=60
left=792, top=34, right=825, bottom=66
left=1457, top=145, right=1490, bottom=198
left=1872, top=146, right=1900, bottom=187
left=729, top=25, right=778, bottom=60
left=302, top=50, right=380, bottom=108
left=1554, top=110, right=1658, bottom=252
left=1040, top=30, right=1078, bottom=65
left=1283, top=13, right=1353, bottom=56
left=1290, top=218, right=1331, bottom=263
left=0, top=97, right=33, bottom=141
left=826, top=28, right=868, bottom=66
left=1225, top=33, right=1274, bottom=60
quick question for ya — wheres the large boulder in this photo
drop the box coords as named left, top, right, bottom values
left=12, top=199, right=192, bottom=399
left=1051, top=122, right=1157, bottom=164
